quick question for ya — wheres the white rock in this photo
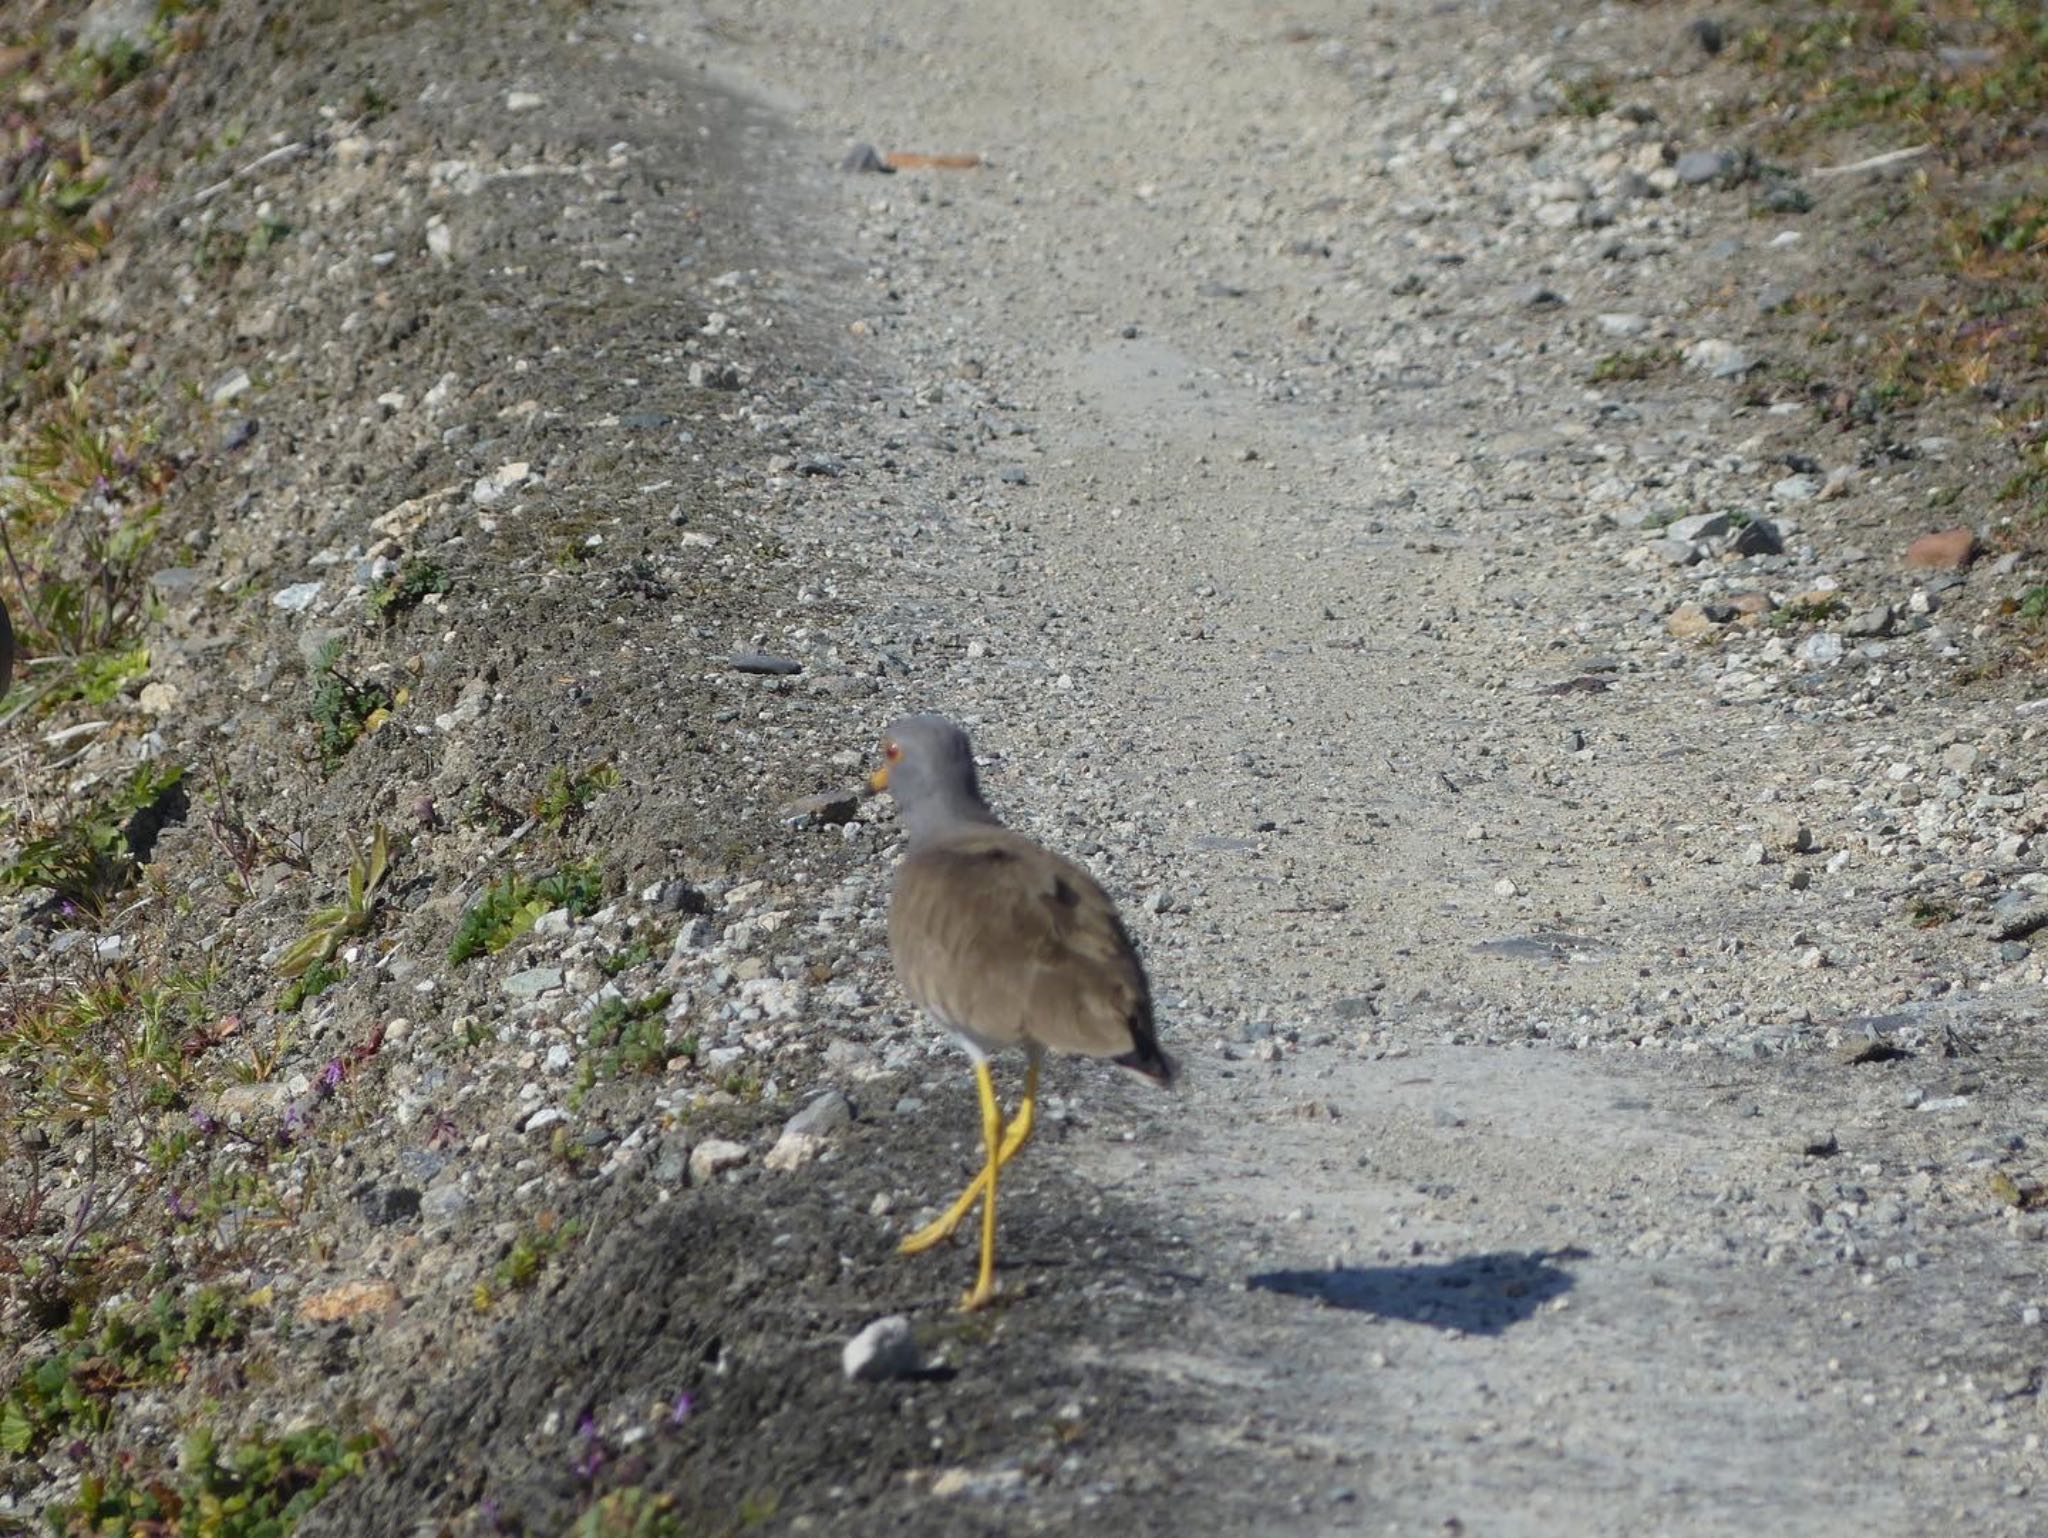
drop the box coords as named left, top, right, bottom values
left=523, top=1106, right=568, bottom=1135
left=271, top=581, right=324, bottom=614
left=841, top=1316, right=922, bottom=1382
left=505, top=91, right=544, bottom=113
left=765, top=1130, right=825, bottom=1171
left=1685, top=339, right=1752, bottom=378
left=209, top=369, right=252, bottom=406
left=688, top=1138, right=750, bottom=1184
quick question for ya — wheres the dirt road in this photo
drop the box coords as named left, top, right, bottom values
left=611, top=0, right=2047, bottom=1532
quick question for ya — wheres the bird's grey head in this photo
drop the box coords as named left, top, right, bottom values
left=871, top=714, right=998, bottom=844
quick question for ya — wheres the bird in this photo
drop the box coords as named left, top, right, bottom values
left=868, top=713, right=1176, bottom=1311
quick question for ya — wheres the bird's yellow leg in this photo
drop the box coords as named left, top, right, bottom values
left=958, top=1059, right=1004, bottom=1312
left=896, top=1057, right=1039, bottom=1257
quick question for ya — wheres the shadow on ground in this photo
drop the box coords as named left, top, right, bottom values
left=1249, top=1248, right=1580, bottom=1335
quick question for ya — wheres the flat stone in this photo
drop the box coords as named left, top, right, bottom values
left=1666, top=602, right=1721, bottom=640
left=1841, top=605, right=1893, bottom=638
left=1676, top=148, right=1736, bottom=185
left=523, top=1106, right=569, bottom=1135
left=785, top=1090, right=856, bottom=1139
left=782, top=791, right=860, bottom=825
left=730, top=652, right=802, bottom=676
left=1647, top=537, right=1699, bottom=566
left=1596, top=312, right=1650, bottom=338
left=1905, top=528, right=1976, bottom=570
left=1666, top=512, right=1732, bottom=543
left=1731, top=518, right=1783, bottom=556
left=842, top=1315, right=922, bottom=1382
left=420, top=1183, right=469, bottom=1220
left=359, top=1186, right=421, bottom=1226
left=503, top=967, right=565, bottom=1000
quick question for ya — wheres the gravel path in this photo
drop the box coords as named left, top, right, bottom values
left=624, top=0, right=2048, bottom=1530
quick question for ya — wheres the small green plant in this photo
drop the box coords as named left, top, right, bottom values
left=477, top=1217, right=583, bottom=1308
left=600, top=931, right=667, bottom=977
left=1907, top=897, right=1959, bottom=928
left=307, top=639, right=392, bottom=770
left=53, top=1421, right=376, bottom=1536
left=1559, top=74, right=1613, bottom=119
left=278, top=957, right=345, bottom=1014
left=2015, top=585, right=2048, bottom=622
left=582, top=991, right=685, bottom=1084
left=536, top=761, right=620, bottom=831
left=367, top=558, right=448, bottom=622
left=275, top=826, right=393, bottom=980
left=1771, top=595, right=1848, bottom=629
left=449, top=861, right=606, bottom=964
left=1589, top=347, right=1678, bottom=383
left=1, top=1287, right=251, bottom=1457
left=567, top=1487, right=690, bottom=1538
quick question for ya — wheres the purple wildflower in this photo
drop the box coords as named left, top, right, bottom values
left=669, top=1390, right=695, bottom=1427
left=190, top=1108, right=220, bottom=1135
left=572, top=1414, right=607, bottom=1482
left=320, top=1058, right=345, bottom=1093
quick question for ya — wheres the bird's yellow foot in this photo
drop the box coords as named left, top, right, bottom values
left=957, top=1276, right=997, bottom=1312
left=898, top=1190, right=978, bottom=1256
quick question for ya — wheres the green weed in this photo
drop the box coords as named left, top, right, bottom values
left=274, top=826, right=393, bottom=981
left=307, top=639, right=393, bottom=770
left=367, top=558, right=448, bottom=623
left=448, top=861, right=606, bottom=964
left=536, top=761, right=619, bottom=832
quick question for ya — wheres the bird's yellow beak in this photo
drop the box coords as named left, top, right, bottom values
left=867, top=765, right=890, bottom=795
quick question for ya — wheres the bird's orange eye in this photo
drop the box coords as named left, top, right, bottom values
left=884, top=742, right=902, bottom=762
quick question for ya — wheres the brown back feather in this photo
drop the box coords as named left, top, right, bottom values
left=890, top=826, right=1172, bottom=1079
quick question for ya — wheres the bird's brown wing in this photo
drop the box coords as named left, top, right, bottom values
left=890, top=827, right=1172, bottom=1080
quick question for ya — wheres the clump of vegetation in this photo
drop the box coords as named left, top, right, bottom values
left=1907, top=896, right=1959, bottom=928
left=1589, top=347, right=1679, bottom=384
left=582, top=991, right=687, bottom=1086
left=476, top=1216, right=583, bottom=1309
left=1559, top=72, right=1614, bottom=119
left=537, top=760, right=620, bottom=831
left=1771, top=595, right=1848, bottom=629
left=0, top=759, right=186, bottom=913
left=367, top=558, right=448, bottom=622
left=599, top=930, right=668, bottom=977
left=566, top=1488, right=691, bottom=1538
left=52, top=1421, right=379, bottom=1536
left=307, top=639, right=393, bottom=770
left=274, top=826, right=393, bottom=981
left=1, top=1286, right=251, bottom=1457
left=449, top=860, right=607, bottom=963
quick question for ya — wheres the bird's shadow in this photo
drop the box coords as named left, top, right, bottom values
left=1248, top=1247, right=1582, bottom=1336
